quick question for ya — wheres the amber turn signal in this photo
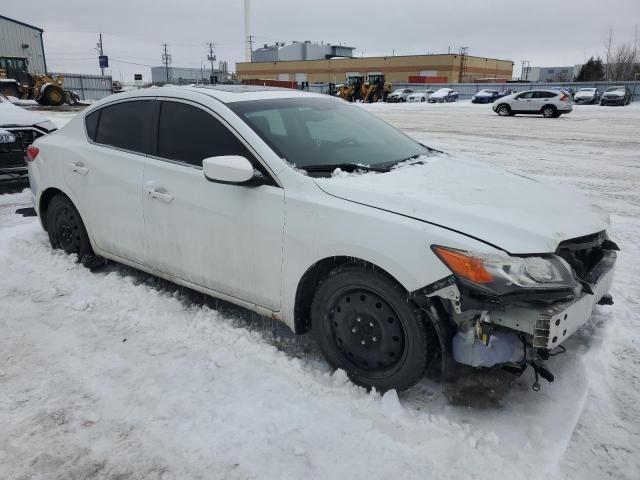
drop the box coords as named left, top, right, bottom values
left=432, top=246, right=494, bottom=284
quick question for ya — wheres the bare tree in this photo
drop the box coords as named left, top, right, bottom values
left=604, top=27, right=639, bottom=80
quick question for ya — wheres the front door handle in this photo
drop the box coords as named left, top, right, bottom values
left=69, top=162, right=88, bottom=176
left=144, top=185, right=174, bottom=204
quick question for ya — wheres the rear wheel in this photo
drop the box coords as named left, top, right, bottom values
left=311, top=265, right=431, bottom=392
left=541, top=105, right=556, bottom=118
left=496, top=104, right=511, bottom=116
left=46, top=194, right=98, bottom=266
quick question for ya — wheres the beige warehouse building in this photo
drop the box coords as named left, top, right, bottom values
left=236, top=53, right=514, bottom=84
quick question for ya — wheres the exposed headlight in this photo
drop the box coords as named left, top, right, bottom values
left=36, top=120, right=57, bottom=132
left=432, top=246, right=577, bottom=295
left=0, top=130, right=16, bottom=144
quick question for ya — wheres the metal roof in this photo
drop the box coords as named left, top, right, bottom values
left=0, top=15, right=44, bottom=32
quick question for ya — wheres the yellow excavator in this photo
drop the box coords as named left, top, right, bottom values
left=0, top=57, right=79, bottom=106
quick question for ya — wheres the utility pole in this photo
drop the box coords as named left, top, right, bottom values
left=207, top=42, right=216, bottom=84
left=520, top=60, right=530, bottom=81
left=97, top=33, right=105, bottom=76
left=162, top=43, right=171, bottom=84
left=248, top=35, right=255, bottom=62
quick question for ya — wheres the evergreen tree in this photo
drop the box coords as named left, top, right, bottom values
left=575, top=57, right=605, bottom=81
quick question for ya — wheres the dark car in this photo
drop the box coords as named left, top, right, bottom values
left=495, top=89, right=517, bottom=99
left=0, top=94, right=57, bottom=183
left=471, top=89, right=500, bottom=104
left=427, top=88, right=459, bottom=103
left=600, top=86, right=633, bottom=106
left=386, top=88, right=414, bottom=103
left=551, top=86, right=576, bottom=98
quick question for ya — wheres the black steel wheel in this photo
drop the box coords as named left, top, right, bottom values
left=311, top=265, right=431, bottom=392
left=43, top=85, right=65, bottom=107
left=46, top=194, right=95, bottom=264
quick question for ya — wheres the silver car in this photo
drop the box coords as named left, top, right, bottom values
left=492, top=89, right=573, bottom=118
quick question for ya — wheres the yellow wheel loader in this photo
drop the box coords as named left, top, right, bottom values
left=338, top=75, right=364, bottom=102
left=0, top=57, right=79, bottom=106
left=361, top=74, right=392, bottom=103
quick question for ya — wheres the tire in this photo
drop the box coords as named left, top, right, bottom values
left=42, top=85, right=65, bottom=107
left=541, top=105, right=556, bottom=118
left=496, top=104, right=511, bottom=116
left=311, top=265, right=431, bottom=392
left=0, top=82, right=20, bottom=99
left=46, top=194, right=97, bottom=266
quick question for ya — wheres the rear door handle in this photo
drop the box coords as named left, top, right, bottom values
left=69, top=162, right=88, bottom=176
left=144, top=185, right=174, bottom=204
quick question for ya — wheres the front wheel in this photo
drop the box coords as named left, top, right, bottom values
left=311, top=265, right=432, bottom=392
left=496, top=104, right=511, bottom=116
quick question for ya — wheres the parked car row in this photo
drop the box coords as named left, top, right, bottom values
left=386, top=88, right=459, bottom=103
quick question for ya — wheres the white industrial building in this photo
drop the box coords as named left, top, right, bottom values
left=0, top=14, right=47, bottom=74
left=251, top=41, right=355, bottom=63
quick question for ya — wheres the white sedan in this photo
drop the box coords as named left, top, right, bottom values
left=407, top=90, right=435, bottom=102
left=27, top=86, right=617, bottom=391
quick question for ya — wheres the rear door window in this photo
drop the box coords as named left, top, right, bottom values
left=535, top=91, right=557, bottom=98
left=95, top=100, right=158, bottom=155
left=157, top=101, right=252, bottom=167
left=85, top=110, right=100, bottom=141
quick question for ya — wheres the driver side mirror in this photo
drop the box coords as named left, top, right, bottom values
left=202, top=155, right=265, bottom=186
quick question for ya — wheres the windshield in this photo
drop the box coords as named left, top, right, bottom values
left=229, top=97, right=429, bottom=169
left=606, top=86, right=624, bottom=92
left=578, top=88, right=596, bottom=92
left=433, top=88, right=449, bottom=95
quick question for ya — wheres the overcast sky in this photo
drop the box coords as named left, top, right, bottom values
left=4, top=0, right=640, bottom=82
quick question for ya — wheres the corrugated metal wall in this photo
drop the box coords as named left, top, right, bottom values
left=51, top=73, right=113, bottom=101
left=0, top=16, right=46, bottom=74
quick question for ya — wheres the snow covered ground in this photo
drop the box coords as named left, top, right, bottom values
left=1, top=102, right=639, bottom=479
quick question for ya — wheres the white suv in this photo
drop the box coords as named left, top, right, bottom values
left=27, top=86, right=616, bottom=392
left=492, top=89, right=573, bottom=118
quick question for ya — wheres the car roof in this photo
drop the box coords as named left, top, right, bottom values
left=99, top=84, right=327, bottom=105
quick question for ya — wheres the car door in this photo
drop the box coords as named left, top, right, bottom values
left=512, top=91, right=535, bottom=112
left=64, top=99, right=157, bottom=264
left=142, top=99, right=285, bottom=310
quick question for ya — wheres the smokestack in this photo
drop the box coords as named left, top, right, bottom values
left=244, top=0, right=251, bottom=62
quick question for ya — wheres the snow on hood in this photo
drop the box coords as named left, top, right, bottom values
left=575, top=90, right=595, bottom=98
left=0, top=101, right=49, bottom=127
left=314, top=156, right=610, bottom=253
left=431, top=90, right=451, bottom=98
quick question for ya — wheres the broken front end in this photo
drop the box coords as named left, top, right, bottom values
left=416, top=231, right=618, bottom=390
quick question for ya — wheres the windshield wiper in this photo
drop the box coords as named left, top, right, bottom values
left=301, top=163, right=390, bottom=173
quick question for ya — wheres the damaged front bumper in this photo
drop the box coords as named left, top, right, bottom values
left=415, top=237, right=617, bottom=380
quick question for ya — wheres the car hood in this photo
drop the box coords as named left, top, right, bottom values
left=431, top=91, right=450, bottom=97
left=314, top=156, right=610, bottom=254
left=0, top=101, right=49, bottom=127
left=575, top=91, right=595, bottom=98
left=604, top=90, right=624, bottom=96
